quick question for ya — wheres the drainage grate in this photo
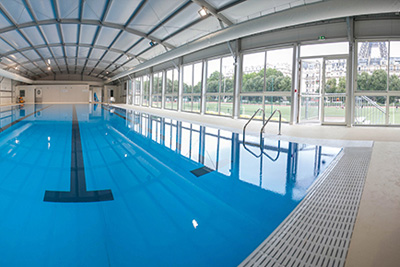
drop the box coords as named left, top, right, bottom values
left=190, top=166, right=214, bottom=177
left=240, top=147, right=372, bottom=267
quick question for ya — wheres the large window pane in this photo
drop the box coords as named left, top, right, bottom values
left=354, top=95, right=386, bottom=124
left=220, top=95, right=233, bottom=116
left=264, top=96, right=291, bottom=122
left=389, top=96, right=400, bottom=124
left=221, top=57, right=234, bottom=93
left=193, top=63, right=202, bottom=94
left=240, top=96, right=262, bottom=118
left=389, top=41, right=400, bottom=91
left=206, top=95, right=219, bottom=114
left=300, top=42, right=349, bottom=57
left=357, top=41, right=388, bottom=91
left=142, top=75, right=150, bottom=106
left=182, top=95, right=192, bottom=111
left=324, top=95, right=346, bottom=123
left=242, top=52, right=265, bottom=92
left=207, top=59, right=220, bottom=93
left=266, top=48, right=293, bottom=92
left=183, top=65, right=193, bottom=93
left=300, top=97, right=320, bottom=121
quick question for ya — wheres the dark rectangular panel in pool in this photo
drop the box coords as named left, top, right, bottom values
left=0, top=104, right=341, bottom=266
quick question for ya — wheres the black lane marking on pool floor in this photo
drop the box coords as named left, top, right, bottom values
left=190, top=166, right=214, bottom=177
left=0, top=104, right=53, bottom=133
left=44, top=105, right=114, bottom=203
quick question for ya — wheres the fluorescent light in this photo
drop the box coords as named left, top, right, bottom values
left=47, top=59, right=51, bottom=64
left=198, top=7, right=208, bottom=18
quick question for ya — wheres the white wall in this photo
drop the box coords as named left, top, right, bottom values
left=16, top=84, right=90, bottom=103
left=0, top=78, right=13, bottom=105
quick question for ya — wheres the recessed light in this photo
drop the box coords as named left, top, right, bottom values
left=198, top=7, right=208, bottom=18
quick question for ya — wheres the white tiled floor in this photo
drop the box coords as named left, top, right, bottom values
left=115, top=104, right=400, bottom=267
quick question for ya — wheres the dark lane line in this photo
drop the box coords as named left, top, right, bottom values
left=44, top=104, right=114, bottom=203
left=0, top=104, right=53, bottom=133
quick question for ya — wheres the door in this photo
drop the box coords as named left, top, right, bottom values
left=299, top=58, right=322, bottom=123
left=322, top=58, right=347, bottom=124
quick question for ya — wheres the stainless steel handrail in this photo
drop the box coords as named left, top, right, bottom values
left=242, top=108, right=265, bottom=144
left=260, top=109, right=281, bottom=145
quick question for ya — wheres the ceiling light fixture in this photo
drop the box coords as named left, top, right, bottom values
left=15, top=66, right=18, bottom=70
left=149, top=40, right=156, bottom=47
left=198, top=7, right=208, bottom=18
left=47, top=66, right=51, bottom=70
left=47, top=59, right=51, bottom=64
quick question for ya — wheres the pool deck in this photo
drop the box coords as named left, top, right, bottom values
left=114, top=103, right=400, bottom=267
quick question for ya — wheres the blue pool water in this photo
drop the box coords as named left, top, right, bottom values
left=0, top=104, right=341, bottom=266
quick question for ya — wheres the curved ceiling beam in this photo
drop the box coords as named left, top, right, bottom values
left=0, top=19, right=175, bottom=50
left=14, top=55, right=125, bottom=68
left=1, top=43, right=133, bottom=58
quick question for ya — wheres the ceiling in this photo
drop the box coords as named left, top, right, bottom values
left=0, top=0, right=323, bottom=81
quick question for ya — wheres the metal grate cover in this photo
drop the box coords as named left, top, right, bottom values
left=240, top=147, right=372, bottom=267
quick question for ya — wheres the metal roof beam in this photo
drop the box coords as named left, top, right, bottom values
left=52, top=0, right=69, bottom=74
left=191, top=0, right=233, bottom=26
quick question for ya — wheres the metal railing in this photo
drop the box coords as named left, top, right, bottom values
left=260, top=109, right=282, bottom=145
left=242, top=108, right=282, bottom=160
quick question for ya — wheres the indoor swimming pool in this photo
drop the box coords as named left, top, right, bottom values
left=0, top=104, right=341, bottom=266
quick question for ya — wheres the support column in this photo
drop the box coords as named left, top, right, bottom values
left=347, top=17, right=355, bottom=126
left=233, top=39, right=242, bottom=119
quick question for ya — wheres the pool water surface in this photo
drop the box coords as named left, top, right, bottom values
left=0, top=104, right=341, bottom=266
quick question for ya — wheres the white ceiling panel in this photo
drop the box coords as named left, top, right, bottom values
left=67, top=58, right=75, bottom=65
left=129, top=0, right=187, bottom=33
left=66, top=46, right=77, bottom=57
left=40, top=25, right=60, bottom=44
left=86, top=60, right=96, bottom=67
left=0, top=9, right=12, bottom=28
left=30, top=0, right=55, bottom=21
left=96, top=27, right=120, bottom=47
left=55, top=58, right=65, bottom=66
left=61, top=24, right=78, bottom=43
left=140, top=45, right=166, bottom=60
left=22, top=62, right=36, bottom=70
left=128, top=39, right=150, bottom=56
left=37, top=47, right=52, bottom=59
left=0, top=38, right=15, bottom=53
left=78, top=47, right=90, bottom=58
left=77, top=59, right=86, bottom=65
left=205, top=0, right=237, bottom=9
left=124, top=58, right=140, bottom=68
left=102, top=51, right=120, bottom=62
left=105, top=0, right=141, bottom=25
left=36, top=60, right=47, bottom=67
left=97, top=62, right=109, bottom=69
left=166, top=16, right=221, bottom=48
left=22, top=50, right=42, bottom=61
left=58, top=0, right=80, bottom=19
left=90, top=48, right=105, bottom=59
left=2, top=56, right=16, bottom=65
left=114, top=56, right=129, bottom=65
left=220, top=0, right=323, bottom=24
left=0, top=30, right=29, bottom=48
left=112, top=31, right=141, bottom=51
left=8, top=52, right=27, bottom=63
left=83, top=0, right=107, bottom=20
left=20, top=26, right=45, bottom=45
left=50, top=46, right=64, bottom=57
left=151, top=4, right=200, bottom=41
left=0, top=0, right=32, bottom=24
left=80, top=25, right=97, bottom=44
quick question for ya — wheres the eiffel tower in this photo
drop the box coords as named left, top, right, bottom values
left=359, top=42, right=388, bottom=65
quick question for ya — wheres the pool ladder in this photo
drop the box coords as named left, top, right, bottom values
left=242, top=108, right=282, bottom=159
